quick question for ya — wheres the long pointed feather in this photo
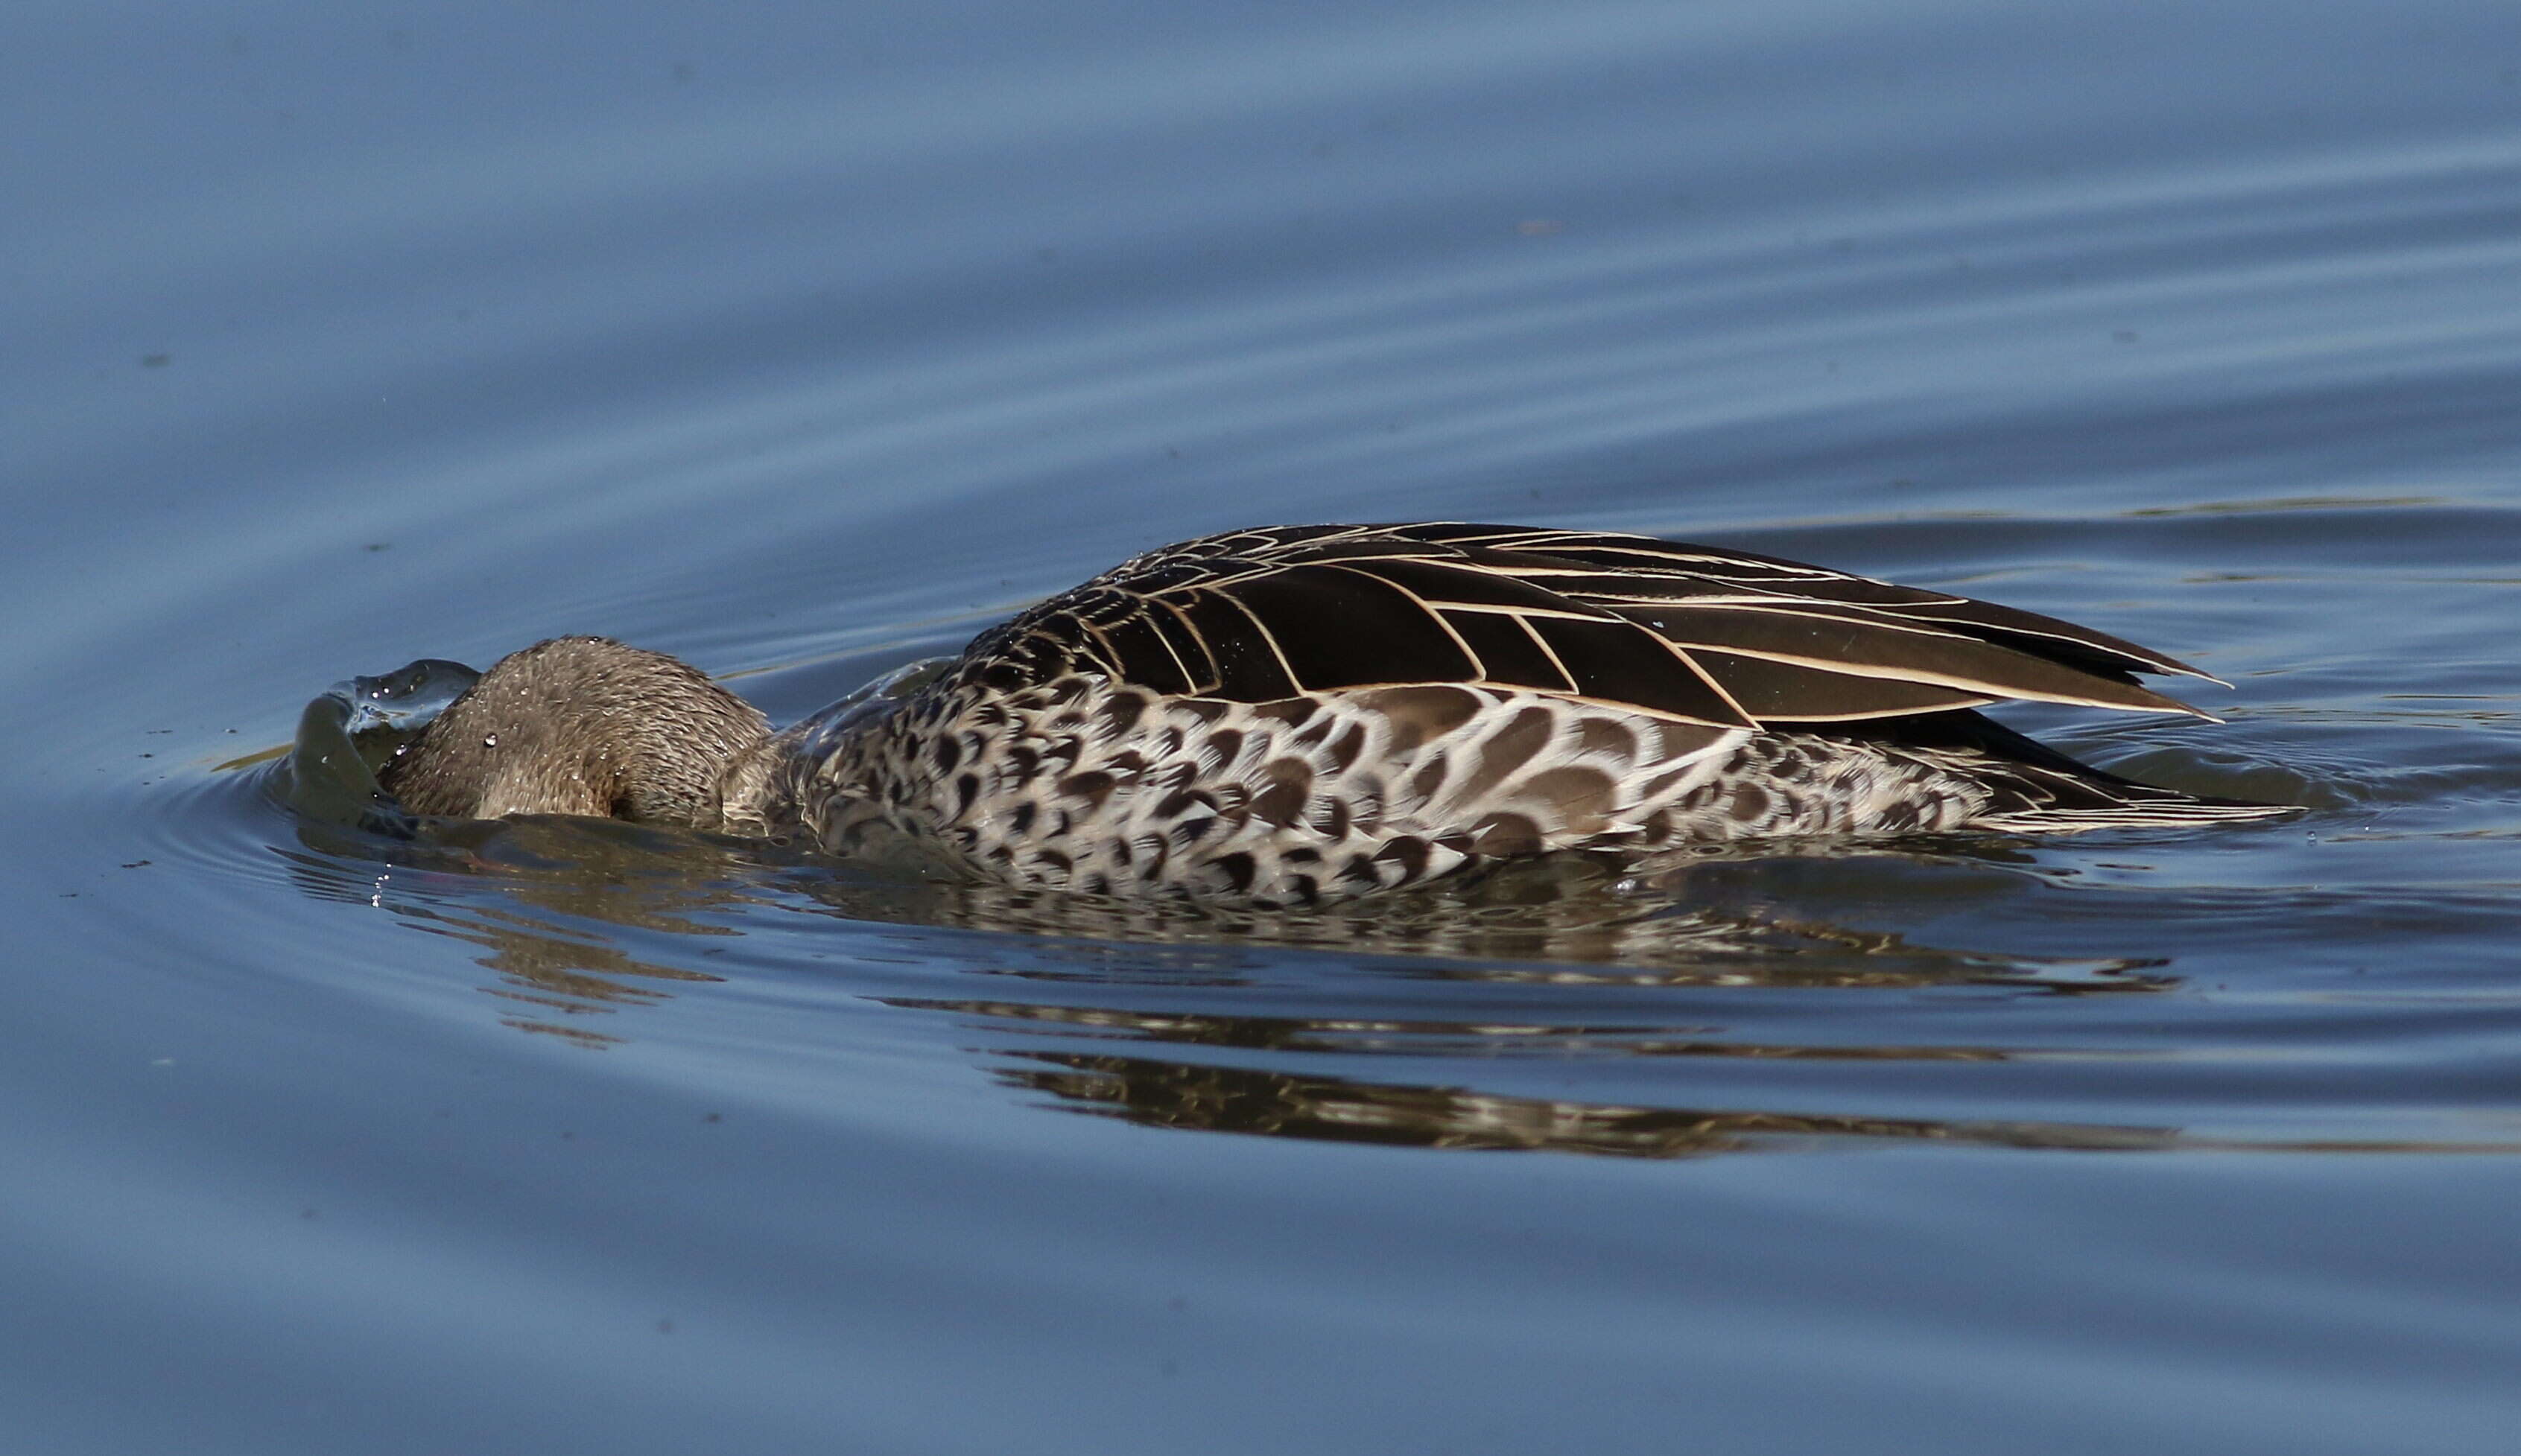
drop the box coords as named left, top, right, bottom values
left=970, top=523, right=2232, bottom=729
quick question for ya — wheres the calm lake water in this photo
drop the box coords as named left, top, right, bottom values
left=9, top=1, right=2521, bottom=1451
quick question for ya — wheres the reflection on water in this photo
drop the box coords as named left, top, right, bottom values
left=269, top=681, right=2223, bottom=1150
left=273, top=775, right=2521, bottom=1157
left=264, top=741, right=2521, bottom=1159
left=276, top=807, right=2165, bottom=1023
left=995, top=1049, right=2181, bottom=1157
left=261, top=695, right=2297, bottom=1157
left=274, top=821, right=760, bottom=1043
left=264, top=810, right=2217, bottom=1151
left=992, top=1048, right=2521, bottom=1157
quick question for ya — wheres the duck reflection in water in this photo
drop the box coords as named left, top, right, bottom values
left=276, top=803, right=2199, bottom=1151
left=270, top=524, right=2320, bottom=1154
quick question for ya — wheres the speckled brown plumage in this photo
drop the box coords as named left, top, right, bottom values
left=378, top=524, right=2291, bottom=903
left=380, top=635, right=770, bottom=824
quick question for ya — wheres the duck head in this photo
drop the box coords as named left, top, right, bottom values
left=378, top=636, right=770, bottom=828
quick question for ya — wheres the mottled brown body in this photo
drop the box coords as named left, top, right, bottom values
left=743, top=667, right=2247, bottom=908
left=377, top=524, right=2290, bottom=903
left=756, top=673, right=1738, bottom=903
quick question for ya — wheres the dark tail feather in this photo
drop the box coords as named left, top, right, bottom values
left=1859, top=710, right=2296, bottom=832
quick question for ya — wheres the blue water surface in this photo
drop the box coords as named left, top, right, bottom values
left=7, top=1, right=2521, bottom=1452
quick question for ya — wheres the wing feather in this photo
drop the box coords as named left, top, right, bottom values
left=957, top=522, right=2222, bottom=725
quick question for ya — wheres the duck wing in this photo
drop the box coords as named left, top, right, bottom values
left=966, top=523, right=2217, bottom=726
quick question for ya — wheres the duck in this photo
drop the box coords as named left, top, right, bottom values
left=377, top=522, right=2289, bottom=904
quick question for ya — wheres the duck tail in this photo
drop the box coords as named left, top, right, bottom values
left=1872, top=710, right=2297, bottom=833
